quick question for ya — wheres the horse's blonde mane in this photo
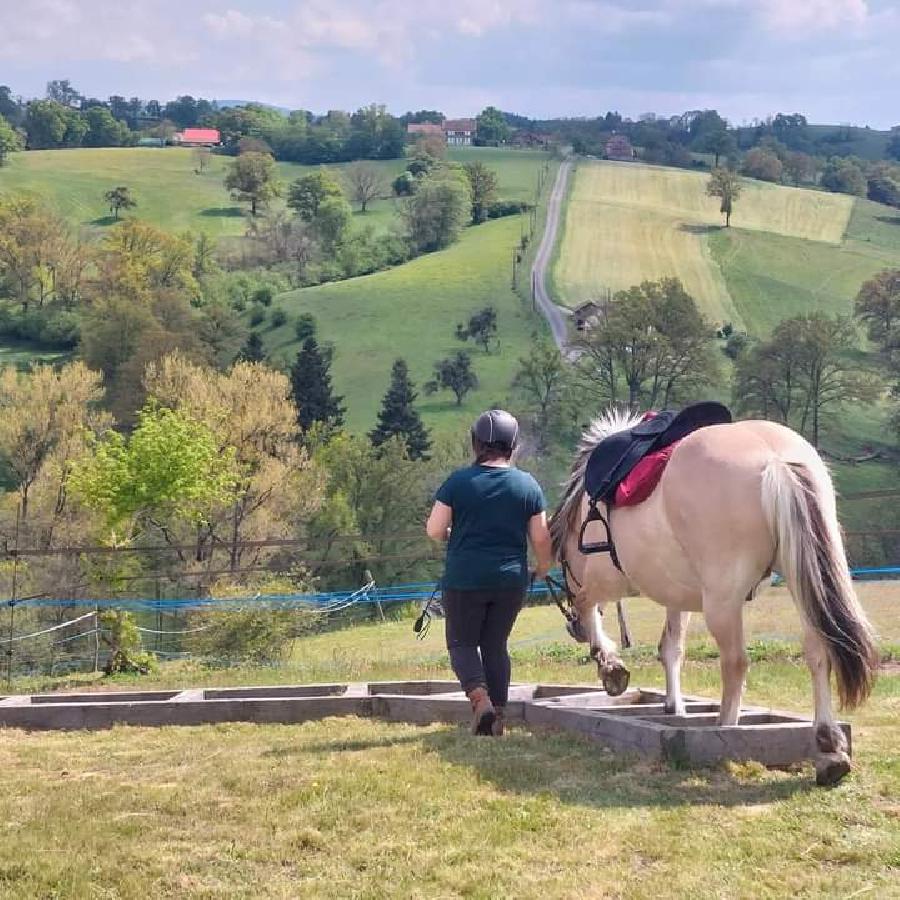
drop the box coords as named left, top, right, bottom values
left=550, top=407, right=644, bottom=556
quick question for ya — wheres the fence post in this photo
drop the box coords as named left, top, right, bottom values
left=93, top=605, right=100, bottom=673
left=6, top=504, right=21, bottom=691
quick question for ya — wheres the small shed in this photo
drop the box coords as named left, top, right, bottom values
left=573, top=301, right=603, bottom=331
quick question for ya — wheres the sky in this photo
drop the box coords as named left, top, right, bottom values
left=1, top=0, right=899, bottom=128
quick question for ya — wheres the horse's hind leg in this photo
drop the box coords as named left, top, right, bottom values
left=658, top=609, right=690, bottom=715
left=703, top=595, right=748, bottom=726
left=803, top=625, right=851, bottom=786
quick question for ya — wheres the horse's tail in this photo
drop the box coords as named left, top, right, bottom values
left=761, top=458, right=878, bottom=709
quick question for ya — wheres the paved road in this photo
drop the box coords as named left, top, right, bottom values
left=531, top=159, right=572, bottom=351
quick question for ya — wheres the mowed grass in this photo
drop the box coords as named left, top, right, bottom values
left=1, top=588, right=898, bottom=898
left=0, top=145, right=546, bottom=239
left=554, top=160, right=856, bottom=329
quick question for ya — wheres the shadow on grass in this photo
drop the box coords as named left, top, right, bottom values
left=291, top=722, right=814, bottom=809
left=200, top=206, right=244, bottom=218
left=90, top=215, right=118, bottom=226
left=420, top=727, right=814, bottom=810
left=875, top=215, right=900, bottom=227
left=678, top=222, right=722, bottom=235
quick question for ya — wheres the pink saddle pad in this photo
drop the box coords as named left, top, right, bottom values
left=613, top=438, right=682, bottom=507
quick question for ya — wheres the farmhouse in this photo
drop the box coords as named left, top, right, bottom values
left=406, top=122, right=444, bottom=138
left=173, top=127, right=221, bottom=147
left=444, top=118, right=476, bottom=146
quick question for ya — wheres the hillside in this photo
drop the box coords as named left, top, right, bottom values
left=553, top=160, right=857, bottom=329
left=551, top=158, right=900, bottom=508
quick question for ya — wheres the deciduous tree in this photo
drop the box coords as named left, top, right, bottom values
left=456, top=306, right=498, bottom=352
left=463, top=161, right=499, bottom=224
left=104, top=185, right=136, bottom=220
left=344, top=162, right=386, bottom=213
left=706, top=167, right=742, bottom=227
left=0, top=114, right=23, bottom=165
left=475, top=106, right=510, bottom=145
left=401, top=167, right=471, bottom=254
left=225, top=151, right=278, bottom=216
left=425, top=351, right=478, bottom=405
left=288, top=169, right=344, bottom=221
left=742, top=147, right=783, bottom=183
left=854, top=269, right=900, bottom=347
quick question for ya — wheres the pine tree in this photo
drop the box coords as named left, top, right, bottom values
left=239, top=331, right=266, bottom=362
left=369, top=359, right=431, bottom=460
left=290, top=336, right=345, bottom=433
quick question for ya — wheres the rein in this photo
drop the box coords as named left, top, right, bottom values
left=543, top=574, right=586, bottom=643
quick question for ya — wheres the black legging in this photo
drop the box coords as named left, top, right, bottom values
left=442, top=587, right=525, bottom=706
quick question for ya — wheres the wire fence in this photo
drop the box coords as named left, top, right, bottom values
left=0, top=489, right=896, bottom=684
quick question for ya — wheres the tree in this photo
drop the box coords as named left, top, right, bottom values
left=886, top=131, right=900, bottom=162
left=344, top=162, right=386, bottom=213
left=46, top=79, right=82, bottom=108
left=425, top=351, right=478, bottom=405
left=239, top=331, right=266, bottom=362
left=369, top=359, right=431, bottom=460
left=290, top=336, right=346, bottom=433
left=742, top=147, right=783, bottom=183
left=513, top=338, right=569, bottom=451
left=0, top=362, right=107, bottom=520
left=104, top=186, right=136, bottom=220
left=821, top=157, right=867, bottom=197
left=475, top=106, right=510, bottom=145
left=401, top=167, right=471, bottom=254
left=783, top=151, right=816, bottom=185
left=224, top=151, right=278, bottom=216
left=313, top=195, right=352, bottom=250
left=463, top=162, right=499, bottom=224
left=735, top=314, right=879, bottom=447
left=69, top=405, right=237, bottom=537
left=576, top=278, right=718, bottom=409
left=854, top=269, right=900, bottom=347
left=295, top=313, right=317, bottom=342
left=706, top=167, right=742, bottom=227
left=0, top=114, right=23, bottom=165
left=456, top=306, right=498, bottom=352
left=192, top=145, right=212, bottom=173
left=83, top=106, right=130, bottom=147
left=24, top=100, right=67, bottom=149
left=866, top=165, right=900, bottom=208
left=288, top=169, right=345, bottom=221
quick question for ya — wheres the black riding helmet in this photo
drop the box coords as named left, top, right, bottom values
left=471, top=409, right=519, bottom=451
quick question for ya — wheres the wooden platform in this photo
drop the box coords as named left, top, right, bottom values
left=0, top=682, right=848, bottom=768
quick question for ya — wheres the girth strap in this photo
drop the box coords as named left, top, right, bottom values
left=577, top=502, right=623, bottom=572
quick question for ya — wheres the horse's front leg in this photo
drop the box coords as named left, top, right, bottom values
left=577, top=595, right=630, bottom=696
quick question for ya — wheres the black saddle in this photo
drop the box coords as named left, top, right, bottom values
left=580, top=401, right=732, bottom=566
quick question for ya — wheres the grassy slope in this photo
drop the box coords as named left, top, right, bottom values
left=1, top=590, right=897, bottom=898
left=263, top=149, right=551, bottom=435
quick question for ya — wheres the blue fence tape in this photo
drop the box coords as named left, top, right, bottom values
left=7, top=566, right=897, bottom=612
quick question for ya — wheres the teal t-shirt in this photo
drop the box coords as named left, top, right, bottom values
left=435, top=465, right=546, bottom=590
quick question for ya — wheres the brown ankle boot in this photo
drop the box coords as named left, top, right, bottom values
left=491, top=705, right=506, bottom=737
left=466, top=686, right=496, bottom=736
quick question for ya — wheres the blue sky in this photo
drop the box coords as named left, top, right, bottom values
left=2, top=0, right=898, bottom=127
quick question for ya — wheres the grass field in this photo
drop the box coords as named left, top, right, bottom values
left=0, top=146, right=546, bottom=239
left=553, top=161, right=856, bottom=329
left=1, top=586, right=898, bottom=898
left=260, top=149, right=551, bottom=435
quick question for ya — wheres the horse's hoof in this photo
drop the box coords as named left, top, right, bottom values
left=815, top=752, right=851, bottom=787
left=601, top=663, right=630, bottom=697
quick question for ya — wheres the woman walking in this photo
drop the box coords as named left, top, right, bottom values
left=426, top=410, right=553, bottom=736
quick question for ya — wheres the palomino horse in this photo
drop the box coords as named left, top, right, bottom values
left=550, top=409, right=879, bottom=785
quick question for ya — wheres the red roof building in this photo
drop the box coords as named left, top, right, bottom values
left=407, top=122, right=444, bottom=138
left=174, top=128, right=221, bottom=146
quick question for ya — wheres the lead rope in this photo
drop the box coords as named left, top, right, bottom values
left=413, top=580, right=441, bottom=640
